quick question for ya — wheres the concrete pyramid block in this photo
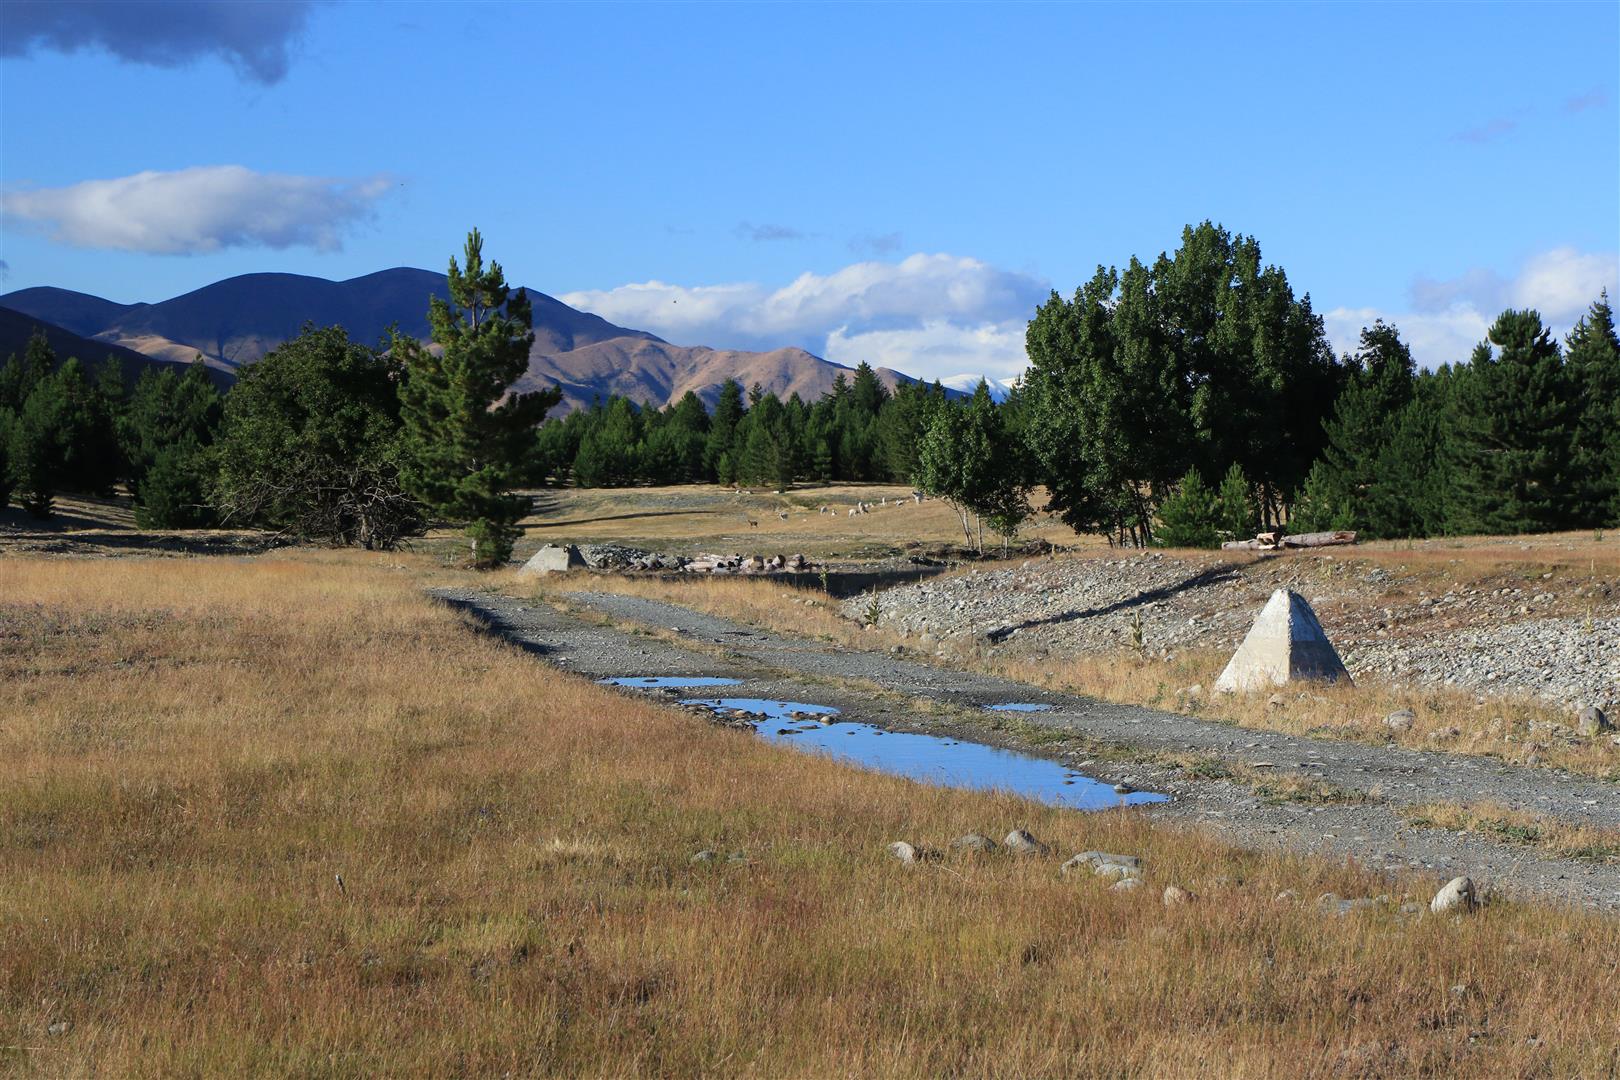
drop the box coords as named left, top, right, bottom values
left=516, top=543, right=587, bottom=577
left=1213, top=588, right=1351, bottom=693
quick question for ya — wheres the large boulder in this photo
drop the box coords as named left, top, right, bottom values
left=1430, top=876, right=1477, bottom=915
left=516, top=543, right=587, bottom=577
left=1214, top=589, right=1352, bottom=693
left=1575, top=706, right=1610, bottom=737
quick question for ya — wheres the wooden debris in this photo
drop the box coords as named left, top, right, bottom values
left=1221, top=530, right=1357, bottom=551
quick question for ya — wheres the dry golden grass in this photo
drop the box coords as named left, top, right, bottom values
left=507, top=483, right=1085, bottom=559
left=543, top=568, right=1620, bottom=781
left=8, top=551, right=1620, bottom=1076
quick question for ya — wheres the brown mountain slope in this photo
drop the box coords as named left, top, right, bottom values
left=2, top=270, right=937, bottom=413
left=0, top=306, right=233, bottom=390
left=513, top=336, right=922, bottom=412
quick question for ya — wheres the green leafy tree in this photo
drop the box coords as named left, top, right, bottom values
left=916, top=382, right=1029, bottom=552
left=395, top=229, right=561, bottom=566
left=1154, top=467, right=1221, bottom=548
left=215, top=325, right=423, bottom=547
left=1023, top=224, right=1347, bottom=544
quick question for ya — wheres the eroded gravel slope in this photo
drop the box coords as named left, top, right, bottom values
left=846, top=551, right=1620, bottom=710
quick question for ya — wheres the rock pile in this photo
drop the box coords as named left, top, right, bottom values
left=525, top=543, right=816, bottom=576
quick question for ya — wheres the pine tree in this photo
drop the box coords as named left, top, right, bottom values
left=51, top=358, right=123, bottom=495
left=705, top=379, right=745, bottom=481
left=1214, top=462, right=1257, bottom=541
left=122, top=360, right=223, bottom=522
left=1446, top=310, right=1576, bottom=534
left=1366, top=369, right=1454, bottom=538
left=395, top=229, right=561, bottom=566
left=915, top=383, right=1028, bottom=552
left=1154, top=467, right=1221, bottom=548
left=1308, top=322, right=1416, bottom=537
left=1564, top=293, right=1620, bottom=525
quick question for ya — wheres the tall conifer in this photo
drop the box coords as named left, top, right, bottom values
left=395, top=229, right=560, bottom=566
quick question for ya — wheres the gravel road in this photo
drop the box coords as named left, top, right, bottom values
left=436, top=586, right=1620, bottom=909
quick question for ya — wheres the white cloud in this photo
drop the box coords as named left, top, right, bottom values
left=825, top=320, right=1031, bottom=382
left=1327, top=247, right=1618, bottom=368
left=1510, top=248, right=1617, bottom=319
left=561, top=253, right=1048, bottom=379
left=2, top=165, right=393, bottom=255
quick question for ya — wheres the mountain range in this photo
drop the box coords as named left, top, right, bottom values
left=0, top=268, right=935, bottom=413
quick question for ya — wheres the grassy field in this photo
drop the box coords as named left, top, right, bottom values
left=5, top=551, right=1620, bottom=1075
left=510, top=482, right=1085, bottom=560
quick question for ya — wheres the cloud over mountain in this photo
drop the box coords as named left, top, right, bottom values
left=0, top=0, right=315, bottom=84
left=561, top=253, right=1047, bottom=381
left=2, top=166, right=393, bottom=255
left=1325, top=246, right=1618, bottom=369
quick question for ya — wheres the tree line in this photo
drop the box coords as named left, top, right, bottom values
left=535, top=366, right=948, bottom=489
left=1018, top=222, right=1618, bottom=545
left=0, top=229, right=556, bottom=567
left=3, top=222, right=1615, bottom=564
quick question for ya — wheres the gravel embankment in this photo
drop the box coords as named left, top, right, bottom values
left=846, top=553, right=1620, bottom=710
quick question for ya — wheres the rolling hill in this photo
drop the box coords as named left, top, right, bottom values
left=1, top=269, right=930, bottom=412
left=0, top=306, right=233, bottom=390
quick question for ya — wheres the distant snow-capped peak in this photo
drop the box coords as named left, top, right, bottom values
left=939, top=373, right=1019, bottom=402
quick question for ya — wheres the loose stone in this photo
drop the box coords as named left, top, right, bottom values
left=1002, top=829, right=1050, bottom=856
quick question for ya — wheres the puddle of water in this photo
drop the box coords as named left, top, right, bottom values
left=984, top=703, right=1053, bottom=713
left=682, top=698, right=1167, bottom=811
left=600, top=676, right=743, bottom=688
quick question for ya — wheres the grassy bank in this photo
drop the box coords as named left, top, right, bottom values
left=5, top=552, right=1620, bottom=1075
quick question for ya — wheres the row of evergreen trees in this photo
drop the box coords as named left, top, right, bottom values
left=1018, top=222, right=1619, bottom=545
left=536, top=365, right=947, bottom=489
left=0, top=230, right=559, bottom=567
left=1288, top=302, right=1619, bottom=538
left=0, top=336, right=222, bottom=525
left=5, top=223, right=1615, bottom=557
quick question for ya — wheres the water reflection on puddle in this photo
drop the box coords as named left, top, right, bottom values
left=599, top=676, right=743, bottom=688
left=984, top=703, right=1052, bottom=713
left=680, top=697, right=1167, bottom=811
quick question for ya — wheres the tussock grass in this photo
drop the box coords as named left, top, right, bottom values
left=7, top=552, right=1620, bottom=1074
left=550, top=573, right=1619, bottom=780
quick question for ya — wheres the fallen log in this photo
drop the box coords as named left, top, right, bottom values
left=1222, top=530, right=1358, bottom=551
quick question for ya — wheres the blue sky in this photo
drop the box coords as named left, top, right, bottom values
left=2, top=0, right=1616, bottom=378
